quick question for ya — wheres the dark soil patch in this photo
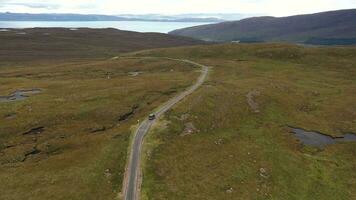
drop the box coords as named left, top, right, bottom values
left=23, top=147, right=41, bottom=161
left=90, top=126, right=107, bottom=133
left=118, top=105, right=139, bottom=121
left=22, top=127, right=45, bottom=135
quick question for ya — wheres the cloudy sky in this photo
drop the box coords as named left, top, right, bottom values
left=0, top=0, right=355, bottom=16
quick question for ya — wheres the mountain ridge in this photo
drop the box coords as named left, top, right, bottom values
left=169, top=9, right=356, bottom=45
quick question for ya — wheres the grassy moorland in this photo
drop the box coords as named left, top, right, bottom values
left=0, top=29, right=202, bottom=200
left=133, top=44, right=356, bottom=199
left=0, top=28, right=204, bottom=62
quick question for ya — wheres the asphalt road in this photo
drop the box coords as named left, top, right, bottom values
left=122, top=58, right=209, bottom=200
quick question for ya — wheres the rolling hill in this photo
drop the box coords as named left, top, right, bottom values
left=170, top=9, right=356, bottom=45
left=0, top=28, right=205, bottom=61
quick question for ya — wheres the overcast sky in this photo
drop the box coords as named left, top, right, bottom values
left=0, top=0, right=355, bottom=16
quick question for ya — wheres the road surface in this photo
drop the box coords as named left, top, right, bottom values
left=122, top=58, right=209, bottom=200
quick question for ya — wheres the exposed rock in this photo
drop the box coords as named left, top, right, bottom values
left=215, top=138, right=224, bottom=145
left=246, top=90, right=261, bottom=113
left=128, top=71, right=143, bottom=77
left=226, top=187, right=233, bottom=193
left=104, top=169, right=112, bottom=178
left=180, top=122, right=197, bottom=136
left=259, top=168, right=266, bottom=174
left=259, top=167, right=269, bottom=178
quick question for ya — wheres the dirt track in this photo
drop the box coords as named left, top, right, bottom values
left=122, top=58, right=209, bottom=200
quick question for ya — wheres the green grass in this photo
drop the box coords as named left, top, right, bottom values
left=136, top=43, right=356, bottom=199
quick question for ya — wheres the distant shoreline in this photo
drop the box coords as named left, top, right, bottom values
left=0, top=20, right=217, bottom=23
left=0, top=12, right=225, bottom=23
left=0, top=21, right=214, bottom=33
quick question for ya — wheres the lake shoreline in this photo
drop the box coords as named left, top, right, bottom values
left=0, top=21, right=214, bottom=33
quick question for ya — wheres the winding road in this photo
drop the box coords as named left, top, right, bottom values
left=122, top=58, right=209, bottom=200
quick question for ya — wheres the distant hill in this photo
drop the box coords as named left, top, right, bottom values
left=117, top=13, right=257, bottom=22
left=170, top=9, right=356, bottom=45
left=0, top=28, right=205, bottom=61
left=0, top=12, right=224, bottom=22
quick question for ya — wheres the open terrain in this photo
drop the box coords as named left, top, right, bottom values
left=0, top=29, right=203, bottom=200
left=170, top=9, right=356, bottom=45
left=1, top=28, right=355, bottom=200
left=0, top=28, right=204, bottom=62
left=131, top=43, right=356, bottom=199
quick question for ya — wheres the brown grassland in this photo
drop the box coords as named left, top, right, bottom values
left=0, top=28, right=355, bottom=200
left=0, top=29, right=202, bottom=200
left=134, top=43, right=356, bottom=200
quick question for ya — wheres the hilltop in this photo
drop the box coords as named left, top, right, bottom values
left=170, top=9, right=356, bottom=45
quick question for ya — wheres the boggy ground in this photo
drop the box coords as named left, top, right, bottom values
left=0, top=57, right=200, bottom=199
left=0, top=28, right=204, bottom=200
left=134, top=43, right=356, bottom=200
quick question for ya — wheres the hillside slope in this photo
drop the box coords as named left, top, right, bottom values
left=170, top=9, right=356, bottom=45
left=0, top=28, right=205, bottom=61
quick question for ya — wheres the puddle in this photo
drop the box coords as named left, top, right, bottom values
left=16, top=32, right=27, bottom=35
left=0, top=89, right=42, bottom=102
left=128, top=71, right=143, bottom=77
left=0, top=29, right=9, bottom=32
left=69, top=28, right=78, bottom=31
left=289, top=127, right=356, bottom=148
left=337, top=133, right=356, bottom=142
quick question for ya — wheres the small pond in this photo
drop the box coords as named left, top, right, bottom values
left=290, top=127, right=356, bottom=148
left=0, top=89, right=42, bottom=102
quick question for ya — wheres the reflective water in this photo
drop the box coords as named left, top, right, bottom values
left=0, top=21, right=212, bottom=33
left=290, top=127, right=356, bottom=147
left=0, top=89, right=42, bottom=102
